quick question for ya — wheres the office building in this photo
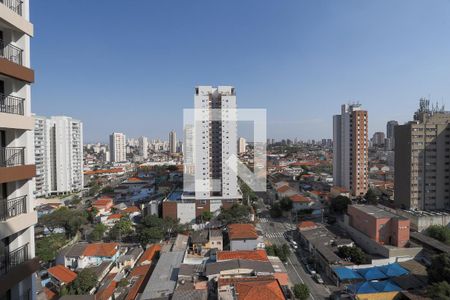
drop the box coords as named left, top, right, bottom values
left=395, top=99, right=450, bottom=210
left=386, top=120, right=398, bottom=150
left=0, top=0, right=39, bottom=298
left=238, top=137, right=246, bottom=154
left=169, top=130, right=177, bottom=154
left=110, top=132, right=126, bottom=162
left=333, top=103, right=369, bottom=196
left=34, top=116, right=84, bottom=196
left=138, top=136, right=148, bottom=159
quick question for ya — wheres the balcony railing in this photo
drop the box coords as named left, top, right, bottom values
left=0, top=93, right=25, bottom=115
left=0, top=195, right=27, bottom=221
left=0, top=147, right=25, bottom=167
left=0, top=39, right=23, bottom=65
left=0, top=0, right=22, bottom=16
left=0, top=243, right=29, bottom=276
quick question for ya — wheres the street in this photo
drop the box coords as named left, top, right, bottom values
left=255, top=200, right=332, bottom=300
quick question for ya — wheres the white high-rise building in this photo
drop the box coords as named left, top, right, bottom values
left=238, top=137, right=247, bottom=154
left=169, top=130, right=177, bottom=154
left=110, top=132, right=126, bottom=162
left=333, top=104, right=369, bottom=196
left=138, top=136, right=148, bottom=159
left=34, top=116, right=84, bottom=196
left=184, top=86, right=241, bottom=201
left=0, top=0, right=39, bottom=297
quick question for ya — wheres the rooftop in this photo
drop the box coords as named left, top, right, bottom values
left=83, top=243, right=119, bottom=257
left=349, top=204, right=406, bottom=220
left=228, top=224, right=258, bottom=240
left=140, top=251, right=185, bottom=299
left=47, top=265, right=77, bottom=284
left=217, top=250, right=268, bottom=262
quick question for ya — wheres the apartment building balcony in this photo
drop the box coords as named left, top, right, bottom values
left=0, top=243, right=40, bottom=296
left=0, top=93, right=33, bottom=130
left=0, top=40, right=33, bottom=83
left=0, top=147, right=35, bottom=183
left=0, top=0, right=22, bottom=16
left=0, top=195, right=26, bottom=221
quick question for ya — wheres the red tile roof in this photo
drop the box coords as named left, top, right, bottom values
left=138, top=244, right=161, bottom=265
left=122, top=206, right=140, bottom=214
left=297, top=221, right=318, bottom=231
left=217, top=250, right=268, bottom=262
left=219, top=277, right=285, bottom=300
left=43, top=287, right=57, bottom=300
left=289, top=194, right=311, bottom=203
left=47, top=265, right=77, bottom=284
left=228, top=224, right=258, bottom=240
left=83, top=243, right=119, bottom=257
left=276, top=185, right=291, bottom=193
left=84, top=168, right=124, bottom=175
left=107, top=214, right=123, bottom=220
left=96, top=276, right=118, bottom=300
left=93, top=198, right=113, bottom=207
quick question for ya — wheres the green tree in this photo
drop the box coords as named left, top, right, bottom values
left=69, top=269, right=97, bottom=295
left=365, top=189, right=378, bottom=205
left=201, top=211, right=213, bottom=221
left=338, top=246, right=367, bottom=265
left=218, top=204, right=252, bottom=225
left=101, top=185, right=114, bottom=194
left=293, top=283, right=310, bottom=300
left=39, top=207, right=87, bottom=238
left=269, top=202, right=283, bottom=218
left=428, top=281, right=450, bottom=299
left=89, top=223, right=107, bottom=242
left=139, top=227, right=164, bottom=244
left=427, top=253, right=450, bottom=283
left=87, top=207, right=99, bottom=223
left=330, top=196, right=351, bottom=214
left=427, top=225, right=450, bottom=245
left=109, top=218, right=133, bottom=241
left=36, top=233, right=67, bottom=262
left=280, top=197, right=293, bottom=211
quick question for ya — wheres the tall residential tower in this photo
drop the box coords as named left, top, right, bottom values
left=110, top=132, right=126, bottom=162
left=333, top=103, right=369, bottom=196
left=34, top=116, right=84, bottom=197
left=169, top=130, right=177, bottom=154
left=395, top=99, right=450, bottom=210
left=0, top=0, right=39, bottom=298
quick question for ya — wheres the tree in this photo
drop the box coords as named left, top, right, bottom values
left=218, top=204, right=251, bottom=225
left=87, top=207, right=99, bottom=223
left=101, top=185, right=114, bottom=194
left=280, top=197, right=293, bottom=211
left=201, top=211, right=213, bottom=222
left=139, top=227, right=164, bottom=244
left=69, top=269, right=97, bottom=295
left=36, top=233, right=67, bottom=263
left=39, top=207, right=87, bottom=238
left=269, top=202, right=283, bottom=218
left=89, top=223, right=106, bottom=242
left=364, top=189, right=378, bottom=205
left=427, top=253, right=450, bottom=283
left=428, top=281, right=450, bottom=299
left=293, top=283, right=310, bottom=300
left=109, top=218, right=133, bottom=241
left=427, top=225, right=450, bottom=245
left=330, top=196, right=351, bottom=214
left=338, top=246, right=367, bottom=265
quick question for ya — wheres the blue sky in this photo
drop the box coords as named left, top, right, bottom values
left=31, top=0, right=450, bottom=142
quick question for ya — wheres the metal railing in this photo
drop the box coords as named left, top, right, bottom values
left=0, top=243, right=29, bottom=276
left=0, top=195, right=27, bottom=221
left=0, top=39, right=23, bottom=65
left=0, top=0, right=22, bottom=16
left=0, top=147, right=25, bottom=167
left=0, top=93, right=25, bottom=115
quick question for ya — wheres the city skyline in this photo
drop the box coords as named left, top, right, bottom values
left=30, top=0, right=450, bottom=141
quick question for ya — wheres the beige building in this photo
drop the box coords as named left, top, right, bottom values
left=0, top=0, right=39, bottom=298
left=333, top=104, right=369, bottom=196
left=395, top=99, right=450, bottom=210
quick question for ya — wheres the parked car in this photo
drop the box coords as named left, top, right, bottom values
left=306, top=264, right=316, bottom=275
left=314, top=273, right=324, bottom=284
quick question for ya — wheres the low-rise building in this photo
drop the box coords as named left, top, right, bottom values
left=228, top=224, right=260, bottom=251
left=47, top=265, right=77, bottom=288
left=62, top=242, right=120, bottom=270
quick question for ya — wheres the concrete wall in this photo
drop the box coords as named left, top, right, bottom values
left=230, top=239, right=258, bottom=251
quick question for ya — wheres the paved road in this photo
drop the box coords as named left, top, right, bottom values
left=255, top=199, right=331, bottom=300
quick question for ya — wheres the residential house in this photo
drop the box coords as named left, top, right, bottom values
left=63, top=242, right=120, bottom=270
left=228, top=224, right=260, bottom=251
left=47, top=265, right=77, bottom=288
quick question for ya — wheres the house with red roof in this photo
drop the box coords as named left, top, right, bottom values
left=289, top=194, right=314, bottom=211
left=218, top=277, right=285, bottom=300
left=47, top=265, right=77, bottom=287
left=92, top=197, right=114, bottom=214
left=217, top=250, right=268, bottom=262
left=63, top=242, right=120, bottom=269
left=228, top=224, right=261, bottom=251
